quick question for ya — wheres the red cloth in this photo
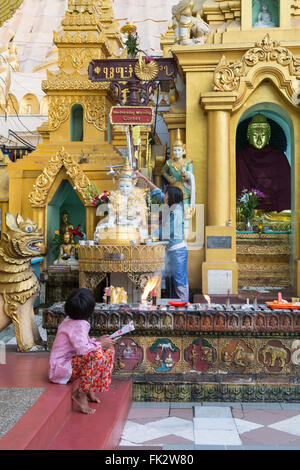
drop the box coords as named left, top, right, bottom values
left=236, top=145, right=291, bottom=212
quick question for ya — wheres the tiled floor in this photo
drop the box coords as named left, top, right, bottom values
left=119, top=402, right=300, bottom=450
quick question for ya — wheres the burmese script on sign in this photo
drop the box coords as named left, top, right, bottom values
left=110, top=106, right=154, bottom=125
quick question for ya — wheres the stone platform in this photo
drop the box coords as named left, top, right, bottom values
left=43, top=302, right=300, bottom=402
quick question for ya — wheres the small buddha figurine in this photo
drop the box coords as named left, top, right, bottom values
left=60, top=211, right=74, bottom=237
left=54, top=230, right=78, bottom=268
left=161, top=129, right=195, bottom=220
left=236, top=114, right=291, bottom=214
left=254, top=4, right=275, bottom=28
left=94, top=158, right=148, bottom=245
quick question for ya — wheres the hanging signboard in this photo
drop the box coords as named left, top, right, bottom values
left=110, top=106, right=154, bottom=126
left=88, top=58, right=176, bottom=83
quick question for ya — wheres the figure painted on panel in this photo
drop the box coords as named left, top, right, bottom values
left=147, top=338, right=180, bottom=372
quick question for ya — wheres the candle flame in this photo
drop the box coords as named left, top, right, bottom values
left=204, top=294, right=211, bottom=304
left=141, top=276, right=160, bottom=302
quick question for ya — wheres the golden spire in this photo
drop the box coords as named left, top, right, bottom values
left=173, top=128, right=185, bottom=148
left=118, top=157, right=135, bottom=181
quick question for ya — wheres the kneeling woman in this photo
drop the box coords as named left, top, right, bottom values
left=49, top=288, right=115, bottom=414
left=136, top=172, right=189, bottom=301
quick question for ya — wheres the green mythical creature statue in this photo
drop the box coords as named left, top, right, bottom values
left=0, top=213, right=47, bottom=351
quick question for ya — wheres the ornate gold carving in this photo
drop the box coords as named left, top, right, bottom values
left=214, top=55, right=245, bottom=92
left=0, top=213, right=44, bottom=351
left=78, top=244, right=165, bottom=274
left=47, top=95, right=107, bottom=132
left=85, top=96, right=106, bottom=130
left=58, top=48, right=94, bottom=71
left=214, top=34, right=300, bottom=93
left=134, top=58, right=159, bottom=82
left=28, top=147, right=92, bottom=207
left=48, top=96, right=71, bottom=131
left=43, top=71, right=110, bottom=92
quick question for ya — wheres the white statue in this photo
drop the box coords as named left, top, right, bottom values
left=254, top=4, right=275, bottom=28
left=94, top=158, right=148, bottom=245
left=172, top=0, right=210, bottom=45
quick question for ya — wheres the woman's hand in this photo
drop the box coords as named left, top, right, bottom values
left=98, top=334, right=114, bottom=350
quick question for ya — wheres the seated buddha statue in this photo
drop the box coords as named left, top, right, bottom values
left=236, top=114, right=291, bottom=224
left=254, top=4, right=276, bottom=28
left=54, top=230, right=78, bottom=268
left=94, top=158, right=149, bottom=245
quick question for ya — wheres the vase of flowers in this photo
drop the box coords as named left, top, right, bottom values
left=237, top=188, right=265, bottom=231
left=120, top=22, right=140, bottom=58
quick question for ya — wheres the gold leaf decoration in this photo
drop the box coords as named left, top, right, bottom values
left=135, top=58, right=159, bottom=82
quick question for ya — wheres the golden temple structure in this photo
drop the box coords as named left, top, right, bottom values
left=0, top=0, right=300, bottom=296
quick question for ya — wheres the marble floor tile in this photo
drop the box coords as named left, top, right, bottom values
left=234, top=418, right=264, bottom=434
left=121, top=421, right=171, bottom=444
left=142, top=434, right=194, bottom=446
left=169, top=408, right=194, bottom=420
left=240, top=427, right=300, bottom=446
left=127, top=407, right=169, bottom=419
left=193, top=417, right=237, bottom=431
left=194, top=406, right=232, bottom=418
left=194, top=429, right=241, bottom=446
left=241, top=410, right=300, bottom=426
left=268, top=415, right=300, bottom=437
left=147, top=417, right=194, bottom=441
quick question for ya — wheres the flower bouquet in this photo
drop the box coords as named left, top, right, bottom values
left=120, top=22, right=140, bottom=58
left=86, top=184, right=110, bottom=208
left=237, top=188, right=265, bottom=231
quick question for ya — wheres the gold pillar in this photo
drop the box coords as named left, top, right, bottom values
left=163, top=112, right=186, bottom=153
left=86, top=206, right=97, bottom=240
left=200, top=92, right=238, bottom=294
left=201, top=93, right=237, bottom=227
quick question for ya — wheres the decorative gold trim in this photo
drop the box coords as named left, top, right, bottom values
left=213, top=34, right=300, bottom=101
left=28, top=147, right=92, bottom=208
left=134, top=58, right=159, bottom=82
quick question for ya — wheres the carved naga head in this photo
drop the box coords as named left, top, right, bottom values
left=1, top=213, right=44, bottom=258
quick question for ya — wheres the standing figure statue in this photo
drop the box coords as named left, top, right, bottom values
left=162, top=129, right=195, bottom=221
left=60, top=210, right=74, bottom=237
left=172, top=0, right=210, bottom=45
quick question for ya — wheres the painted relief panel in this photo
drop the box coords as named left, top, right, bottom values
left=184, top=338, right=216, bottom=372
left=114, top=337, right=143, bottom=371
left=258, top=339, right=291, bottom=373
left=146, top=338, right=180, bottom=372
left=221, top=339, right=255, bottom=372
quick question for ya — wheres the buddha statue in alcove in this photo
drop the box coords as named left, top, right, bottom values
left=54, top=230, right=78, bottom=269
left=236, top=114, right=291, bottom=228
left=254, top=4, right=276, bottom=28
left=94, top=158, right=148, bottom=245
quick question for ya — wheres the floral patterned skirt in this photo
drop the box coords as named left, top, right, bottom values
left=71, top=347, right=115, bottom=393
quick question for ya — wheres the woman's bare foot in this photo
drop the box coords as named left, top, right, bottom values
left=87, top=391, right=101, bottom=403
left=72, top=390, right=96, bottom=414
